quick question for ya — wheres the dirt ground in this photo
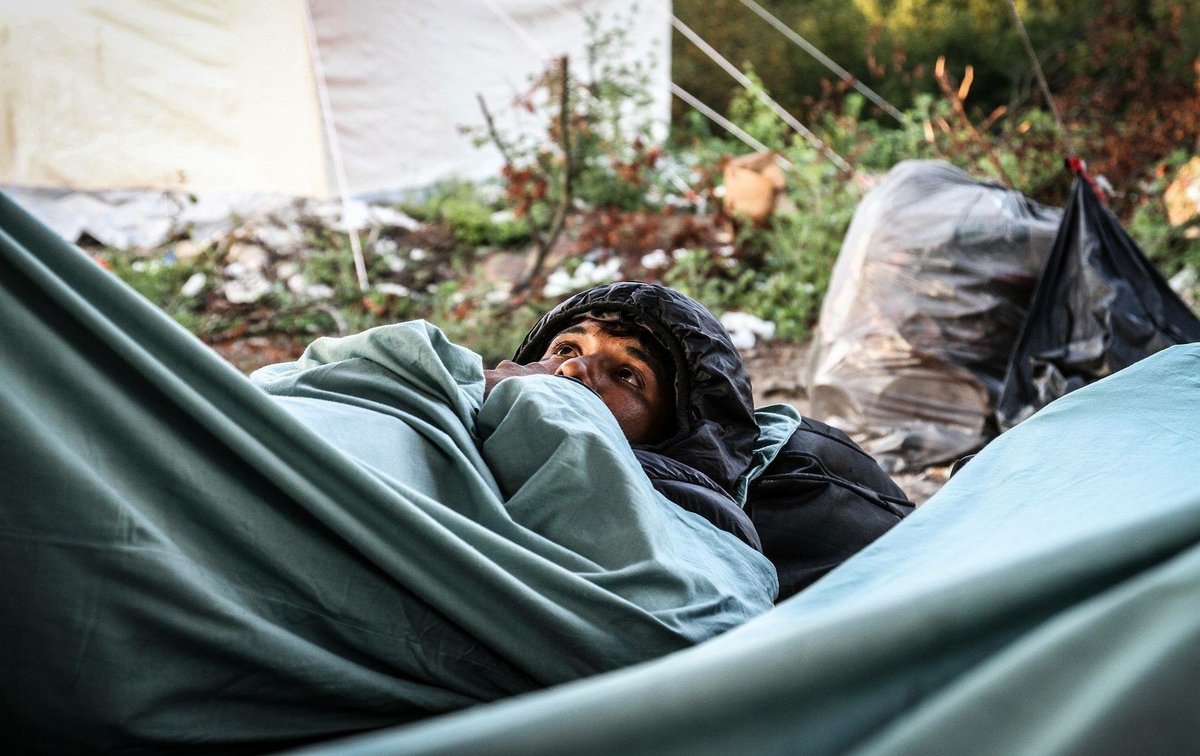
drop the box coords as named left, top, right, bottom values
left=213, top=335, right=948, bottom=504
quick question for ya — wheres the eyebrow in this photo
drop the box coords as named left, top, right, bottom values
left=624, top=344, right=665, bottom=381
left=552, top=323, right=667, bottom=381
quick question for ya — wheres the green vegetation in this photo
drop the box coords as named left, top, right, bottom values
left=96, top=4, right=1198, bottom=369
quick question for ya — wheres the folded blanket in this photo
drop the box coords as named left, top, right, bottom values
left=0, top=191, right=775, bottom=753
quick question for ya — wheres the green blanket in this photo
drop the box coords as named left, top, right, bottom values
left=0, top=192, right=776, bottom=752
left=304, top=342, right=1200, bottom=755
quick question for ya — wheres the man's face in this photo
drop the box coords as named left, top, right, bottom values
left=537, top=318, right=674, bottom=445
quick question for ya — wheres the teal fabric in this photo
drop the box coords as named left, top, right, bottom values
left=733, top=403, right=801, bottom=507
left=302, top=344, right=1200, bottom=756
left=0, top=191, right=775, bottom=752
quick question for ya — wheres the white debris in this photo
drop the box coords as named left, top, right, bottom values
left=375, top=282, right=411, bottom=298
left=226, top=241, right=269, bottom=271
left=543, top=257, right=623, bottom=298
left=305, top=284, right=335, bottom=300
left=640, top=249, right=670, bottom=270
left=1169, top=267, right=1198, bottom=309
left=720, top=311, right=776, bottom=351
left=409, top=247, right=429, bottom=262
left=285, top=272, right=337, bottom=301
left=286, top=274, right=307, bottom=296
left=172, top=240, right=204, bottom=261
left=367, top=205, right=422, bottom=231
left=543, top=270, right=573, bottom=298
left=485, top=283, right=512, bottom=304
left=253, top=224, right=302, bottom=254
left=224, top=271, right=272, bottom=304
left=180, top=273, right=207, bottom=298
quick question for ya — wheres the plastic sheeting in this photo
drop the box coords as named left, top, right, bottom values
left=996, top=176, right=1200, bottom=428
left=804, top=160, right=1061, bottom=471
left=304, top=342, right=1200, bottom=756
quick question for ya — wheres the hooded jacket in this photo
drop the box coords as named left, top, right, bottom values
left=514, top=282, right=762, bottom=549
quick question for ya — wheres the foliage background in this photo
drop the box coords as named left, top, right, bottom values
left=94, top=0, right=1200, bottom=369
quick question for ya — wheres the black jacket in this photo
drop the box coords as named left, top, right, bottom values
left=513, top=282, right=762, bottom=549
left=515, top=283, right=913, bottom=600
left=746, top=416, right=913, bottom=599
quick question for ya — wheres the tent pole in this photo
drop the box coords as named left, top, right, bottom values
left=303, top=1, right=370, bottom=292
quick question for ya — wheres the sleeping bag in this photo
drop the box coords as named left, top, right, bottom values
left=0, top=191, right=776, bottom=753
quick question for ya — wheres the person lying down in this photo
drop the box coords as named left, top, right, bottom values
left=1, top=188, right=908, bottom=752
left=233, top=284, right=776, bottom=741
left=3, top=177, right=788, bottom=751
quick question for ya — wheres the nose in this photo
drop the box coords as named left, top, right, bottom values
left=555, top=354, right=600, bottom=390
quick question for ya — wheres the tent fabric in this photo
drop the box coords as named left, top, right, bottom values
left=0, top=190, right=776, bottom=752
left=310, top=0, right=672, bottom=195
left=0, top=0, right=331, bottom=196
left=0, top=0, right=672, bottom=196
left=996, top=175, right=1200, bottom=428
left=304, top=343, right=1200, bottom=755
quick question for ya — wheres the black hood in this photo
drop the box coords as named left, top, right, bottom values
left=514, top=282, right=759, bottom=497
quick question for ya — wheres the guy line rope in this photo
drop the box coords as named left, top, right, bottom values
left=735, top=0, right=904, bottom=123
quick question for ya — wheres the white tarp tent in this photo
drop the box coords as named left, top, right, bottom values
left=0, top=0, right=671, bottom=198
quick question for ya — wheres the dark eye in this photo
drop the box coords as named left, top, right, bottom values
left=617, top=366, right=642, bottom=387
left=551, top=343, right=576, bottom=358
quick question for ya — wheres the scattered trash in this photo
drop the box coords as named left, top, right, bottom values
left=1170, top=267, right=1198, bottom=309
left=543, top=257, right=623, bottom=297
left=806, top=160, right=1061, bottom=472
left=306, top=284, right=336, bottom=300
left=640, top=249, right=670, bottom=269
left=225, top=242, right=269, bottom=272
left=721, top=311, right=776, bottom=350
left=172, top=240, right=204, bottom=262
left=180, top=273, right=206, bottom=298
left=722, top=152, right=788, bottom=225
left=223, top=271, right=272, bottom=304
left=286, top=274, right=308, bottom=297
left=375, top=283, right=412, bottom=298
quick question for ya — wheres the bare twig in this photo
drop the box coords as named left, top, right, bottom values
left=979, top=105, right=1008, bottom=133
left=934, top=57, right=1014, bottom=186
left=478, top=57, right=576, bottom=294
left=522, top=56, right=573, bottom=287
left=476, top=93, right=516, bottom=166
left=478, top=90, right=548, bottom=272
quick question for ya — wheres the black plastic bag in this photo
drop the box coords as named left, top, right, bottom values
left=996, top=177, right=1200, bottom=428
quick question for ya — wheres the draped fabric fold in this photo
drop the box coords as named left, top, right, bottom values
left=0, top=192, right=774, bottom=753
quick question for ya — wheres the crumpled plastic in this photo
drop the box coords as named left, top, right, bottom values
left=804, top=160, right=1061, bottom=472
left=996, top=175, right=1200, bottom=428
